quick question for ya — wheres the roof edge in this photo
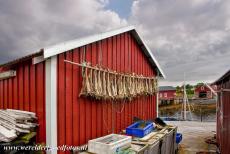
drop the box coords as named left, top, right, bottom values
left=43, top=26, right=135, bottom=58
left=0, top=26, right=165, bottom=78
left=43, top=26, right=165, bottom=78
left=213, top=69, right=230, bottom=84
left=0, top=50, right=43, bottom=68
left=130, top=30, right=166, bottom=78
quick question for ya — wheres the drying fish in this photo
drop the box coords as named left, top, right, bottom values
left=88, top=68, right=94, bottom=96
left=78, top=62, right=158, bottom=101
left=123, top=76, right=127, bottom=98
left=79, top=64, right=87, bottom=97
left=111, top=74, right=117, bottom=98
left=102, top=71, right=107, bottom=99
left=106, top=71, right=113, bottom=99
left=117, top=76, right=124, bottom=99
left=93, top=69, right=99, bottom=97
left=97, top=69, right=103, bottom=98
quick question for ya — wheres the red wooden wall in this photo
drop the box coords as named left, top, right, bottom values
left=0, top=60, right=46, bottom=143
left=159, top=90, right=176, bottom=100
left=216, top=77, right=230, bottom=154
left=57, top=32, right=157, bottom=154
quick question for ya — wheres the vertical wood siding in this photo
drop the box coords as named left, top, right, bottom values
left=216, top=77, right=230, bottom=154
left=0, top=61, right=46, bottom=143
left=57, top=32, right=157, bottom=154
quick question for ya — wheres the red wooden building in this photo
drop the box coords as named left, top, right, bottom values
left=214, top=70, right=230, bottom=154
left=0, top=26, right=165, bottom=154
left=159, top=86, right=176, bottom=105
left=194, top=84, right=217, bottom=99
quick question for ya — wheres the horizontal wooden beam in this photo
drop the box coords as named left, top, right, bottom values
left=32, top=55, right=45, bottom=65
left=0, top=70, right=16, bottom=80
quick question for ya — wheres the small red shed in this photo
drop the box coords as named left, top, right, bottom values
left=194, top=84, right=217, bottom=99
left=0, top=26, right=165, bottom=154
left=159, top=86, right=176, bottom=105
left=214, top=70, right=230, bottom=154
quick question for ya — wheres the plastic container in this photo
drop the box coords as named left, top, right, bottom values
left=176, top=133, right=182, bottom=144
left=88, top=134, right=132, bottom=154
left=126, top=121, right=154, bottom=138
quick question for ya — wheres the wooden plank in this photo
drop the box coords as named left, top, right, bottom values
left=24, top=64, right=30, bottom=111
left=112, top=36, right=117, bottom=133
left=96, top=41, right=102, bottom=137
left=13, top=72, right=18, bottom=109
left=8, top=79, right=13, bottom=109
left=57, top=54, right=66, bottom=152
left=4, top=80, right=8, bottom=109
left=102, top=39, right=108, bottom=136
left=73, top=48, right=80, bottom=145
left=0, top=70, right=16, bottom=80
left=85, top=44, right=92, bottom=141
left=65, top=51, right=73, bottom=146
left=0, top=81, right=3, bottom=109
left=30, top=64, right=36, bottom=113
left=91, top=43, right=97, bottom=139
left=79, top=47, right=86, bottom=144
left=18, top=65, right=24, bottom=110
left=107, top=37, right=113, bottom=133
left=36, top=62, right=46, bottom=143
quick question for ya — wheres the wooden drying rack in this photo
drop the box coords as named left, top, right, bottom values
left=64, top=60, right=156, bottom=80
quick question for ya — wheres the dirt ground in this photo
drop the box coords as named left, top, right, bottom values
left=166, top=121, right=217, bottom=154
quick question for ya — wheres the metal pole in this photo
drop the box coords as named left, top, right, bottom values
left=183, top=73, right=187, bottom=120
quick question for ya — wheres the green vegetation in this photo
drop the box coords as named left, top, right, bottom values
left=176, top=84, right=196, bottom=98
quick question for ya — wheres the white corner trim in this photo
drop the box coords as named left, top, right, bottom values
left=32, top=55, right=45, bottom=65
left=45, top=56, right=57, bottom=154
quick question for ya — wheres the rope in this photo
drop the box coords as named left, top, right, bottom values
left=80, top=46, right=86, bottom=76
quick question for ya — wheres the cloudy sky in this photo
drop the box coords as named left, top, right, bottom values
left=0, top=0, right=229, bottom=86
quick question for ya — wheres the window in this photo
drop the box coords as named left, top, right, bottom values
left=201, top=86, right=204, bottom=90
left=160, top=93, right=162, bottom=98
left=164, top=93, right=167, bottom=97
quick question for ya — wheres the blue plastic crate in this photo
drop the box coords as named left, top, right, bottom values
left=176, top=133, right=182, bottom=144
left=126, top=121, right=154, bottom=138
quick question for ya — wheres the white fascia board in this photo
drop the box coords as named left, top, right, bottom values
left=45, top=56, right=57, bottom=154
left=44, top=26, right=135, bottom=58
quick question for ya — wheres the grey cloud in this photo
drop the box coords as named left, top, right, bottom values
left=129, top=0, right=230, bottom=85
left=1, top=0, right=230, bottom=86
left=0, top=0, right=127, bottom=64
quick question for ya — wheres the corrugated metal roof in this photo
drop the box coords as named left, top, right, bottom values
left=213, top=69, right=230, bottom=84
left=159, top=86, right=176, bottom=91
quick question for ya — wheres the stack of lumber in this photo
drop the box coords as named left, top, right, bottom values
left=0, top=109, right=38, bottom=142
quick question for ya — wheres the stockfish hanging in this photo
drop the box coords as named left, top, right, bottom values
left=65, top=60, right=158, bottom=101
